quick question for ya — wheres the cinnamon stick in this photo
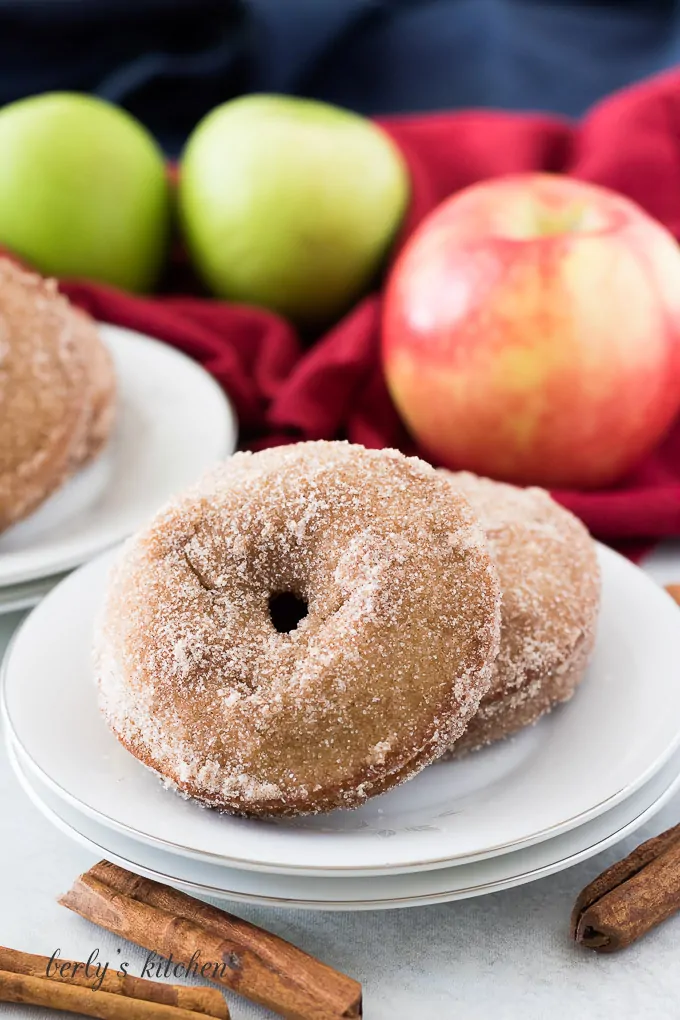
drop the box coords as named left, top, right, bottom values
left=0, top=947, right=227, bottom=1018
left=0, top=970, right=228, bottom=1020
left=60, top=861, right=362, bottom=1020
left=571, top=823, right=680, bottom=951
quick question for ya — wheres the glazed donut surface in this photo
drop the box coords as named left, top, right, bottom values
left=97, top=442, right=502, bottom=817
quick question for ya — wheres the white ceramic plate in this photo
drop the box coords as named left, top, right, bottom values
left=0, top=611, right=25, bottom=650
left=4, top=542, right=680, bottom=876
left=0, top=572, right=69, bottom=614
left=0, top=324, right=237, bottom=586
left=8, top=734, right=680, bottom=910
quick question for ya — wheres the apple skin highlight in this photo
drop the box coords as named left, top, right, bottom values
left=382, top=174, right=680, bottom=489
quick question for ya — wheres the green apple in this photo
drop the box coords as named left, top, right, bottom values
left=179, top=95, right=409, bottom=323
left=0, top=92, right=169, bottom=291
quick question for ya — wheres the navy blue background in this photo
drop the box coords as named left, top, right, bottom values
left=1, top=1, right=679, bottom=152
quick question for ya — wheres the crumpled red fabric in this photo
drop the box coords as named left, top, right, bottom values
left=59, top=68, right=680, bottom=546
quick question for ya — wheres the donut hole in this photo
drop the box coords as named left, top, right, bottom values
left=268, top=591, right=308, bottom=634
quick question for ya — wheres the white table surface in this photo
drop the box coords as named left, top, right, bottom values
left=3, top=542, right=680, bottom=1020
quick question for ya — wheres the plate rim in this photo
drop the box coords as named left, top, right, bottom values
left=0, top=572, right=68, bottom=614
left=4, top=543, right=680, bottom=876
left=0, top=323, right=237, bottom=586
left=8, top=734, right=680, bottom=911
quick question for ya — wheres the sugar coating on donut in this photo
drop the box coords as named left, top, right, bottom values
left=96, top=442, right=502, bottom=817
left=439, top=471, right=601, bottom=754
left=68, top=307, right=117, bottom=467
left=0, top=258, right=115, bottom=532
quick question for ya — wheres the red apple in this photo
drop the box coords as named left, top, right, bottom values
left=382, top=173, right=680, bottom=488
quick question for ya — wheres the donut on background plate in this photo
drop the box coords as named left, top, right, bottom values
left=439, top=471, right=601, bottom=755
left=0, top=258, right=116, bottom=533
left=96, top=442, right=502, bottom=818
left=68, top=306, right=117, bottom=467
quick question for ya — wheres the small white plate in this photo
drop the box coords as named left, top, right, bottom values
left=0, top=324, right=237, bottom=586
left=0, top=572, right=68, bottom=614
left=4, top=543, right=680, bottom=876
left=0, top=611, right=26, bottom=648
left=8, top=734, right=680, bottom=910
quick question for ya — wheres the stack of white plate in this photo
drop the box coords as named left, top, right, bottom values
left=3, top=543, right=680, bottom=910
left=0, top=324, right=237, bottom=614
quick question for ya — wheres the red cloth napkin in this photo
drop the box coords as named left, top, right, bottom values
left=60, top=68, right=680, bottom=547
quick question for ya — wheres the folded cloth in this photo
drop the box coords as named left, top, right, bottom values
left=59, top=68, right=680, bottom=545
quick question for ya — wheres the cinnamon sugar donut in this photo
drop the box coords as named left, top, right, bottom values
left=96, top=442, right=502, bottom=817
left=68, top=307, right=117, bottom=466
left=439, top=471, right=600, bottom=755
left=0, top=259, right=115, bottom=533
